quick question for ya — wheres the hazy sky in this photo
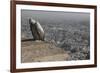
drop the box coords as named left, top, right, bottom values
left=21, top=9, right=90, bottom=26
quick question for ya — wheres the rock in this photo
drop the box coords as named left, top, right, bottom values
left=21, top=41, right=70, bottom=63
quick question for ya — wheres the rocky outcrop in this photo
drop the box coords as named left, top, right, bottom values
left=21, top=41, right=70, bottom=63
